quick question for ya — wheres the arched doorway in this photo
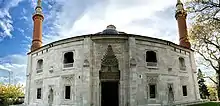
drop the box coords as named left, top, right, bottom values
left=99, top=45, right=120, bottom=106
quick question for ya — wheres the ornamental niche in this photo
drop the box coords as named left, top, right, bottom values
left=99, top=45, right=120, bottom=80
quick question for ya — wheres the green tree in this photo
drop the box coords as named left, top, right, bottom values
left=197, top=69, right=210, bottom=99
left=207, top=85, right=218, bottom=101
left=186, top=0, right=220, bottom=100
left=0, top=84, right=24, bottom=106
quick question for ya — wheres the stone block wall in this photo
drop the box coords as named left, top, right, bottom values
left=25, top=35, right=200, bottom=106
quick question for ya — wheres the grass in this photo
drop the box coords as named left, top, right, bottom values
left=189, top=102, right=220, bottom=106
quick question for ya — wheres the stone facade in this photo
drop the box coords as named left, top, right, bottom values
left=24, top=34, right=200, bottom=106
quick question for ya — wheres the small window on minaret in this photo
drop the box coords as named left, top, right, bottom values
left=63, top=52, right=74, bottom=68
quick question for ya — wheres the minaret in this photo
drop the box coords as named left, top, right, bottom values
left=175, top=0, right=191, bottom=49
left=31, top=0, right=44, bottom=51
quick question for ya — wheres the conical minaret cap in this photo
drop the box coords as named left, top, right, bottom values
left=176, top=0, right=184, bottom=11
left=37, top=0, right=42, bottom=7
left=175, top=0, right=187, bottom=19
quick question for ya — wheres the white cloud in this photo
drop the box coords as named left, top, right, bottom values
left=0, top=0, right=24, bottom=39
left=0, top=65, right=11, bottom=71
left=22, top=8, right=26, bottom=14
left=0, top=18, right=13, bottom=37
left=0, top=76, right=8, bottom=83
left=17, top=28, right=24, bottom=33
left=41, top=0, right=182, bottom=44
left=21, top=0, right=215, bottom=86
left=37, top=0, right=217, bottom=86
left=20, top=16, right=28, bottom=21
left=0, top=54, right=27, bottom=85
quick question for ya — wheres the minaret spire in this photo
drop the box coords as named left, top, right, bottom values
left=35, top=0, right=43, bottom=16
left=37, top=0, right=41, bottom=6
left=31, top=0, right=44, bottom=51
left=175, top=0, right=191, bottom=49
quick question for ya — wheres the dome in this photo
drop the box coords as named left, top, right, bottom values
left=101, top=25, right=119, bottom=34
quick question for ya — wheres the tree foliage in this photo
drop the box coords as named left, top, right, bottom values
left=186, top=0, right=220, bottom=100
left=186, top=0, right=220, bottom=22
left=207, top=85, right=218, bottom=101
left=0, top=84, right=24, bottom=105
left=189, top=20, right=220, bottom=71
left=197, top=69, right=210, bottom=99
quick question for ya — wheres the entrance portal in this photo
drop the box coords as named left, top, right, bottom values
left=101, top=81, right=119, bottom=106
left=100, top=45, right=120, bottom=106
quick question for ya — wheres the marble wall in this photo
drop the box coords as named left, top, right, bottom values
left=25, top=35, right=200, bottom=106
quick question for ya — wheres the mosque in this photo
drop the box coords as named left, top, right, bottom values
left=24, top=0, right=201, bottom=106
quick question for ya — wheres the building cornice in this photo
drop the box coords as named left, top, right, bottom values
left=27, top=34, right=193, bottom=55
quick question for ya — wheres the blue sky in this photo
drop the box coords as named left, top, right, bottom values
left=0, top=0, right=215, bottom=86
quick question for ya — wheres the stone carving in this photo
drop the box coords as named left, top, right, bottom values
left=146, top=75, right=158, bottom=83
left=49, top=66, right=53, bottom=73
left=83, top=59, right=89, bottom=67
left=101, top=45, right=118, bottom=67
left=62, top=75, right=74, bottom=84
left=130, top=58, right=136, bottom=67
left=35, top=79, right=43, bottom=85
left=100, top=45, right=119, bottom=72
left=100, top=45, right=120, bottom=80
left=99, top=71, right=120, bottom=80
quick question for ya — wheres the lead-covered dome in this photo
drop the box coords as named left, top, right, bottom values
left=101, top=25, right=119, bottom=34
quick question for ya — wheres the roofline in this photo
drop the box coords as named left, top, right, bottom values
left=27, top=33, right=193, bottom=55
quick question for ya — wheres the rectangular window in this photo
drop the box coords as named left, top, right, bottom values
left=182, top=85, right=187, bottom=96
left=149, top=84, right=156, bottom=98
left=65, top=86, right=71, bottom=99
left=37, top=88, right=41, bottom=99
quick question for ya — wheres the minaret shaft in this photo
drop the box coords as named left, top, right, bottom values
left=175, top=0, right=191, bottom=49
left=31, top=0, right=44, bottom=51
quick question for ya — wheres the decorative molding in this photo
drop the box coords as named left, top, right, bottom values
left=146, top=74, right=158, bottom=84
left=49, top=66, right=53, bottom=73
left=101, top=45, right=118, bottom=67
left=35, top=79, right=43, bottom=85
left=100, top=45, right=119, bottom=73
left=100, top=45, right=120, bottom=80
left=130, top=58, right=136, bottom=67
left=61, top=74, right=75, bottom=84
left=180, top=76, right=189, bottom=84
left=83, top=59, right=89, bottom=67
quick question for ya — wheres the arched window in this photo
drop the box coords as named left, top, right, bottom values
left=63, top=52, right=74, bottom=68
left=146, top=51, right=157, bottom=62
left=179, top=57, right=186, bottom=70
left=37, top=59, right=43, bottom=73
left=146, top=51, right=157, bottom=67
